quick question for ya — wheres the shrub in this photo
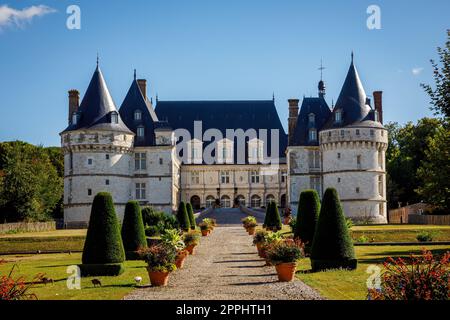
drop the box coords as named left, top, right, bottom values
left=266, top=202, right=282, bottom=231
left=289, top=217, right=297, bottom=233
left=310, top=188, right=357, bottom=271
left=266, top=240, right=304, bottom=264
left=252, top=230, right=269, bottom=245
left=199, top=222, right=210, bottom=231
left=416, top=231, right=435, bottom=242
left=0, top=265, right=38, bottom=300
left=121, top=201, right=147, bottom=260
left=186, top=203, right=196, bottom=230
left=345, top=217, right=354, bottom=230
left=183, top=231, right=200, bottom=246
left=80, top=192, right=125, bottom=276
left=242, top=216, right=256, bottom=227
left=263, top=231, right=283, bottom=247
left=177, top=202, right=190, bottom=231
left=202, top=218, right=215, bottom=228
left=164, top=214, right=179, bottom=229
left=356, top=235, right=369, bottom=243
left=160, top=229, right=185, bottom=251
left=138, top=243, right=177, bottom=272
left=142, top=207, right=165, bottom=226
left=145, top=225, right=161, bottom=237
left=294, top=190, right=320, bottom=249
left=368, top=250, right=450, bottom=300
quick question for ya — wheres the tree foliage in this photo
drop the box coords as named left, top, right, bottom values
left=177, top=202, right=190, bottom=231
left=121, top=201, right=147, bottom=260
left=294, top=190, right=320, bottom=248
left=186, top=202, right=196, bottom=230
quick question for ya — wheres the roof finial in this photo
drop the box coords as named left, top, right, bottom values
left=272, top=92, right=275, bottom=101
left=156, top=93, right=159, bottom=102
left=134, top=69, right=136, bottom=80
left=351, top=51, right=354, bottom=63
left=318, top=58, right=325, bottom=81
left=96, top=52, right=99, bottom=68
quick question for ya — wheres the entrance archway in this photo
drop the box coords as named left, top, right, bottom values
left=221, top=195, right=231, bottom=208
left=280, top=194, right=286, bottom=208
left=190, top=195, right=201, bottom=210
left=251, top=195, right=261, bottom=208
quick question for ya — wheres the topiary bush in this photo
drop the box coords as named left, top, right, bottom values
left=294, top=190, right=320, bottom=251
left=186, top=203, right=196, bottom=230
left=80, top=192, right=125, bottom=276
left=263, top=202, right=270, bottom=228
left=310, top=188, right=357, bottom=271
left=121, top=201, right=147, bottom=260
left=177, top=202, right=190, bottom=231
left=266, top=202, right=282, bottom=231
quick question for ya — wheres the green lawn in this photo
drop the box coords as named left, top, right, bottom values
left=296, top=244, right=450, bottom=300
left=0, top=253, right=147, bottom=300
left=351, top=225, right=450, bottom=243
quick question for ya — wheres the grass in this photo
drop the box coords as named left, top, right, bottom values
left=0, top=253, right=148, bottom=300
left=296, top=244, right=450, bottom=300
left=351, top=225, right=450, bottom=243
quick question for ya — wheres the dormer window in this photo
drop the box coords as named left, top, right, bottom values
left=308, top=113, right=315, bottom=125
left=134, top=110, right=142, bottom=121
left=71, top=112, right=78, bottom=125
left=111, top=112, right=118, bottom=124
left=335, top=110, right=342, bottom=123
left=137, top=126, right=145, bottom=137
left=374, top=110, right=379, bottom=122
left=309, top=129, right=317, bottom=141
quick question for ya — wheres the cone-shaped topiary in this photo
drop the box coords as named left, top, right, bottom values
left=177, top=202, right=190, bottom=231
left=310, top=188, right=357, bottom=271
left=294, top=190, right=320, bottom=250
left=80, top=192, right=125, bottom=276
left=266, top=201, right=282, bottom=231
left=121, top=201, right=147, bottom=260
left=263, top=202, right=270, bottom=228
left=186, top=202, right=196, bottom=230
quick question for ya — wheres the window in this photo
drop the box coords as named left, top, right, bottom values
left=220, top=171, right=230, bottom=184
left=105, top=154, right=110, bottom=160
left=356, top=187, right=360, bottom=193
left=251, top=195, right=261, bottom=208
left=137, top=126, right=145, bottom=137
left=222, top=147, right=227, bottom=160
left=250, top=170, right=260, bottom=184
left=335, top=110, right=342, bottom=123
left=105, top=179, right=110, bottom=185
left=378, top=175, right=383, bottom=196
left=159, top=158, right=163, bottom=165
left=87, top=158, right=93, bottom=165
left=72, top=112, right=78, bottom=125
left=340, top=130, right=345, bottom=137
left=308, top=113, right=315, bottom=125
left=206, top=196, right=215, bottom=208
left=374, top=111, right=379, bottom=122
left=135, top=153, right=146, bottom=170
left=328, top=131, right=332, bottom=137
left=337, top=153, right=341, bottom=159
left=338, top=177, right=341, bottom=183
left=191, top=145, right=198, bottom=161
left=310, top=176, right=321, bottom=194
left=309, top=129, right=317, bottom=141
left=308, top=150, right=320, bottom=169
left=191, top=172, right=200, bottom=184
left=281, top=170, right=287, bottom=183
left=357, top=155, right=362, bottom=169
left=236, top=195, right=245, bottom=206
left=378, top=151, right=383, bottom=169
left=370, top=129, right=374, bottom=136
left=88, top=189, right=92, bottom=196
left=135, top=183, right=146, bottom=200
left=252, top=147, right=258, bottom=159
left=134, top=110, right=142, bottom=121
left=266, top=195, right=275, bottom=206
left=379, top=203, right=384, bottom=216
left=356, top=129, right=360, bottom=135
left=111, top=112, right=118, bottom=124
left=221, top=195, right=231, bottom=208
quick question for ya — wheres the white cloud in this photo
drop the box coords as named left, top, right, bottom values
left=412, top=67, right=424, bottom=76
left=0, top=4, right=56, bottom=30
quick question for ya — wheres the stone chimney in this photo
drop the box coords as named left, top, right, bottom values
left=68, top=89, right=79, bottom=123
left=373, top=91, right=383, bottom=124
left=288, top=99, right=300, bottom=145
left=137, top=79, right=147, bottom=100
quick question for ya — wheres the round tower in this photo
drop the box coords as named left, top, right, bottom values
left=60, top=64, right=135, bottom=228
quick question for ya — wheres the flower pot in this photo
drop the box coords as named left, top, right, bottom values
left=186, top=244, right=197, bottom=255
left=259, top=246, right=267, bottom=258
left=275, top=262, right=297, bottom=282
left=247, top=227, right=256, bottom=235
left=201, top=229, right=209, bottom=236
left=175, top=251, right=188, bottom=269
left=283, top=217, right=291, bottom=225
left=256, top=243, right=262, bottom=255
left=207, top=229, right=212, bottom=235
left=147, top=269, right=170, bottom=286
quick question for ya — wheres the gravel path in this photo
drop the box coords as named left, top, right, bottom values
left=124, top=226, right=323, bottom=300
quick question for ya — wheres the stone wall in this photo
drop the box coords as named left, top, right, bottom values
left=0, top=221, right=56, bottom=234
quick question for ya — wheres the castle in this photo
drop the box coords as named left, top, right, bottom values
left=60, top=55, right=387, bottom=227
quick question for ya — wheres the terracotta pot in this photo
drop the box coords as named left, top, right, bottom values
left=207, top=229, right=212, bottom=235
left=186, top=244, right=197, bottom=255
left=147, top=269, right=170, bottom=286
left=275, top=262, right=297, bottom=282
left=201, top=229, right=209, bottom=236
left=283, top=217, right=291, bottom=225
left=256, top=243, right=262, bottom=255
left=175, top=250, right=188, bottom=269
left=259, top=246, right=267, bottom=258
left=247, top=227, right=256, bottom=235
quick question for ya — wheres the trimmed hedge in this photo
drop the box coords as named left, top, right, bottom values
left=265, top=202, right=282, bottom=231
left=121, top=201, right=147, bottom=260
left=294, top=190, right=320, bottom=250
left=310, top=188, right=357, bottom=271
left=80, top=192, right=125, bottom=276
left=177, top=202, right=190, bottom=231
left=186, top=203, right=196, bottom=230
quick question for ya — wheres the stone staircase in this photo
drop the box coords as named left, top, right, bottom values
left=196, top=207, right=266, bottom=226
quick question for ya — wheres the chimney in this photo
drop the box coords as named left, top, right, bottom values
left=288, top=99, right=300, bottom=145
left=68, top=89, right=79, bottom=123
left=137, top=79, right=147, bottom=100
left=373, top=91, right=383, bottom=124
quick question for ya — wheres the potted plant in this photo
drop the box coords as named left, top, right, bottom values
left=266, top=240, right=304, bottom=282
left=283, top=208, right=292, bottom=225
left=199, top=222, right=210, bottom=236
left=138, top=243, right=177, bottom=286
left=260, top=231, right=283, bottom=264
left=246, top=220, right=257, bottom=235
left=242, top=216, right=256, bottom=231
left=160, top=229, right=187, bottom=269
left=202, top=218, right=214, bottom=234
left=253, top=230, right=268, bottom=256
left=183, top=232, right=200, bottom=255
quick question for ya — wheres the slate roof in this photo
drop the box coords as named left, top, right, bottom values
left=119, top=79, right=159, bottom=146
left=291, top=96, right=331, bottom=146
left=155, top=100, right=287, bottom=163
left=62, top=66, right=132, bottom=134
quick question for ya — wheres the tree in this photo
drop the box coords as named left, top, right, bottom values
left=121, top=201, right=147, bottom=260
left=310, top=188, right=357, bottom=271
left=81, top=192, right=125, bottom=276
left=0, top=141, right=62, bottom=222
left=294, top=190, right=320, bottom=250
left=421, top=29, right=450, bottom=122
left=177, top=202, right=190, bottom=231
left=417, top=127, right=450, bottom=211
left=186, top=202, right=196, bottom=230
left=266, top=201, right=282, bottom=230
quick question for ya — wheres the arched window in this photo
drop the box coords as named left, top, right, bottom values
left=221, top=195, right=231, bottom=208
left=206, top=196, right=215, bottom=208
left=251, top=195, right=261, bottom=208
left=309, top=129, right=317, bottom=141
left=190, top=195, right=201, bottom=210
left=308, top=113, right=315, bottom=125
left=236, top=195, right=246, bottom=206
left=265, top=194, right=275, bottom=206
left=134, top=110, right=142, bottom=121
left=137, top=126, right=145, bottom=137
left=335, top=110, right=342, bottom=123
left=111, top=111, right=118, bottom=124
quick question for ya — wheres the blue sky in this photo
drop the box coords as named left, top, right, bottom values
left=0, top=0, right=448, bottom=146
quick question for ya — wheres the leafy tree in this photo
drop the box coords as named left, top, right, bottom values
left=0, top=141, right=62, bottom=222
left=177, top=202, right=190, bottom=231
left=121, top=201, right=147, bottom=260
left=186, top=202, right=196, bottom=230
left=421, top=29, right=450, bottom=122
left=294, top=190, right=320, bottom=250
